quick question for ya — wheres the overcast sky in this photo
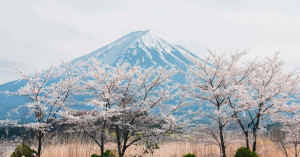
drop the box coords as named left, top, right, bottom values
left=1, top=0, right=300, bottom=84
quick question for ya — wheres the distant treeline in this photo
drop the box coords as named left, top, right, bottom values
left=0, top=126, right=27, bottom=138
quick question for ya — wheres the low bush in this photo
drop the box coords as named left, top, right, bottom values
left=183, top=153, right=196, bottom=157
left=10, top=144, right=36, bottom=157
left=91, top=150, right=116, bottom=157
left=234, top=147, right=258, bottom=157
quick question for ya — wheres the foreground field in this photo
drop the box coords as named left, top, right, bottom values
left=11, top=140, right=289, bottom=157
left=1, top=135, right=293, bottom=157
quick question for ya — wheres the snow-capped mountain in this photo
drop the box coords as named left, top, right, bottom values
left=0, top=30, right=199, bottom=120
left=72, top=30, right=197, bottom=69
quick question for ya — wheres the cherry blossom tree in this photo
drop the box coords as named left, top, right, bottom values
left=271, top=111, right=300, bottom=157
left=109, top=65, right=183, bottom=157
left=62, top=61, right=130, bottom=156
left=230, top=54, right=300, bottom=152
left=62, top=61, right=184, bottom=157
left=270, top=126, right=291, bottom=157
left=12, top=61, right=79, bottom=157
left=282, top=116, right=300, bottom=157
left=183, top=51, right=251, bottom=157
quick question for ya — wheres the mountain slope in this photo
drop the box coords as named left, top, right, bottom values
left=0, top=30, right=200, bottom=120
left=72, top=30, right=197, bottom=69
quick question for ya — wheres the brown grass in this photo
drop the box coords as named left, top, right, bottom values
left=38, top=139, right=288, bottom=157
left=2, top=136, right=294, bottom=157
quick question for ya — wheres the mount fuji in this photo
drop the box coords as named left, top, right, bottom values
left=71, top=30, right=198, bottom=70
left=0, top=30, right=200, bottom=120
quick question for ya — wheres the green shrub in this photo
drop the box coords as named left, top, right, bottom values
left=234, top=147, right=258, bottom=157
left=183, top=153, right=196, bottom=157
left=91, top=150, right=116, bottom=157
left=10, top=144, right=36, bottom=157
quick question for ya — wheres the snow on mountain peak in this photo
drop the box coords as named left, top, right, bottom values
left=72, top=30, right=198, bottom=69
left=136, top=30, right=174, bottom=53
left=101, top=30, right=175, bottom=53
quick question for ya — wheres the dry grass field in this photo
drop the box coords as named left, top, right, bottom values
left=36, top=140, right=290, bottom=157
left=1, top=136, right=295, bottom=157
left=22, top=139, right=293, bottom=157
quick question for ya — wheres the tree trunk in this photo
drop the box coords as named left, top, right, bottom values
left=121, top=131, right=129, bottom=157
left=235, top=114, right=250, bottom=149
left=37, top=131, right=43, bottom=157
left=279, top=141, right=289, bottom=157
left=219, top=121, right=226, bottom=157
left=284, top=145, right=289, bottom=157
left=100, top=130, right=104, bottom=155
left=295, top=144, right=298, bottom=157
left=100, top=120, right=107, bottom=155
left=116, top=126, right=123, bottom=157
left=245, top=131, right=250, bottom=149
left=252, top=127, right=257, bottom=152
left=252, top=113, right=261, bottom=153
left=115, top=126, right=129, bottom=157
left=100, top=129, right=104, bottom=155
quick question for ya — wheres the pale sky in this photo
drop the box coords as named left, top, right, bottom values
left=1, top=0, right=300, bottom=84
